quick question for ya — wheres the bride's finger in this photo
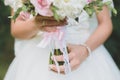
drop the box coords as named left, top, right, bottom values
left=70, top=59, right=80, bottom=71
left=51, top=55, right=64, bottom=62
left=68, top=53, right=73, bottom=61
left=49, top=65, right=65, bottom=73
left=36, top=17, right=67, bottom=26
left=67, top=44, right=74, bottom=51
left=42, top=27, right=57, bottom=32
left=44, top=20, right=67, bottom=27
left=35, top=15, right=56, bottom=20
left=36, top=15, right=67, bottom=22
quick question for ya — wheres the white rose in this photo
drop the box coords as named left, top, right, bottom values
left=52, top=0, right=87, bottom=18
left=4, top=0, right=23, bottom=12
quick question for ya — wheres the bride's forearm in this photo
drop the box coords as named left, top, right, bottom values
left=85, top=22, right=112, bottom=51
left=85, top=6, right=113, bottom=51
left=10, top=10, right=67, bottom=39
left=11, top=18, right=39, bottom=39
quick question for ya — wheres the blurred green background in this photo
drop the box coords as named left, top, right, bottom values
left=0, top=0, right=120, bottom=80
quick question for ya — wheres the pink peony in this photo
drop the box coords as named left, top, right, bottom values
left=30, top=0, right=53, bottom=16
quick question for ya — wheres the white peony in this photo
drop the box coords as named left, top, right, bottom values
left=4, top=0, right=23, bottom=12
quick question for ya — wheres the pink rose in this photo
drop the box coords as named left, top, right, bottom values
left=30, top=0, right=53, bottom=16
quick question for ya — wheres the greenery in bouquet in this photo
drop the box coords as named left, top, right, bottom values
left=12, top=0, right=36, bottom=21
left=8, top=0, right=117, bottom=22
left=10, top=0, right=62, bottom=21
left=49, top=49, right=64, bottom=65
left=84, top=0, right=117, bottom=17
left=49, top=46, right=69, bottom=65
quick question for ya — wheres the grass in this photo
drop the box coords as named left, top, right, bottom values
left=0, top=53, right=14, bottom=80
left=105, top=11, right=120, bottom=69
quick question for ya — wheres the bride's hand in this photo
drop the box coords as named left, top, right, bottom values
left=35, top=15, right=67, bottom=32
left=67, top=44, right=89, bottom=70
left=18, top=12, right=67, bottom=32
left=12, top=11, right=67, bottom=39
left=49, top=44, right=89, bottom=73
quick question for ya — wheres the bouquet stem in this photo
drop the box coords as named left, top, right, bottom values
left=49, top=48, right=69, bottom=65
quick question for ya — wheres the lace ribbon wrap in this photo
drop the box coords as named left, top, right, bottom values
left=37, top=28, right=71, bottom=75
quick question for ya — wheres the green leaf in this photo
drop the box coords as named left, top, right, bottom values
left=12, top=7, right=22, bottom=21
left=53, top=12, right=60, bottom=22
left=104, top=1, right=112, bottom=6
left=112, top=8, right=117, bottom=16
left=51, top=5, right=59, bottom=11
left=88, top=9, right=93, bottom=16
left=97, top=7, right=103, bottom=11
left=51, top=5, right=61, bottom=21
left=22, top=5, right=28, bottom=12
left=97, top=2, right=104, bottom=7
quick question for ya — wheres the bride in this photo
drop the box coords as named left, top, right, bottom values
left=4, top=0, right=120, bottom=80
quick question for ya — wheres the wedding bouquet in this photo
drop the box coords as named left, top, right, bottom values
left=6, top=0, right=117, bottom=21
left=5, top=0, right=117, bottom=74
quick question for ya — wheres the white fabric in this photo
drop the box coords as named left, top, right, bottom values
left=4, top=0, right=120, bottom=80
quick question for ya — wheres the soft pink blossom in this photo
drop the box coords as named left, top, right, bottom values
left=87, top=0, right=92, bottom=3
left=30, top=0, right=53, bottom=16
left=19, top=12, right=30, bottom=20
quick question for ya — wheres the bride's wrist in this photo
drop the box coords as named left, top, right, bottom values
left=79, top=43, right=92, bottom=56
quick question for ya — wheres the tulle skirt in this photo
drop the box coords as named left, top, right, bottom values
left=4, top=30, right=120, bottom=80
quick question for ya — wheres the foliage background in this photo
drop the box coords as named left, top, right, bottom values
left=0, top=0, right=120, bottom=80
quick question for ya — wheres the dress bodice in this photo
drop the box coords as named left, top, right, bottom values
left=5, top=0, right=114, bottom=34
left=4, top=0, right=114, bottom=56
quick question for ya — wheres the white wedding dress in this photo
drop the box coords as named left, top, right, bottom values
left=4, top=0, right=120, bottom=80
